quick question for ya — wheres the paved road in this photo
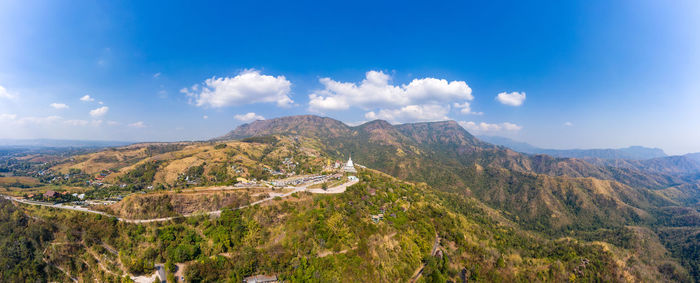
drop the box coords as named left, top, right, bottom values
left=1, top=178, right=358, bottom=223
left=155, top=264, right=166, bottom=283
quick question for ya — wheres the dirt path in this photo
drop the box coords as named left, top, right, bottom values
left=409, top=233, right=440, bottom=283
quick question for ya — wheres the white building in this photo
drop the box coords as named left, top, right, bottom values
left=342, top=156, right=357, bottom=173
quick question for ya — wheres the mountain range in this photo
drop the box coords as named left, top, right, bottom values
left=4, top=114, right=699, bottom=281
left=477, top=135, right=669, bottom=160
left=219, top=115, right=700, bottom=278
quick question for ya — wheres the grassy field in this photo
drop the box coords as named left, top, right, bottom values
left=0, top=183, right=90, bottom=197
left=0, top=176, right=40, bottom=186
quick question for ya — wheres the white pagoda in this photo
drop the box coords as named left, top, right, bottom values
left=342, top=155, right=357, bottom=173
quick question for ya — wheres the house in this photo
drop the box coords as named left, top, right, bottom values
left=44, top=190, right=57, bottom=198
left=243, top=275, right=278, bottom=283
left=371, top=214, right=384, bottom=223
left=348, top=175, right=359, bottom=181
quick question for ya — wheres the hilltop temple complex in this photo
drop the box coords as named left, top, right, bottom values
left=342, top=155, right=357, bottom=173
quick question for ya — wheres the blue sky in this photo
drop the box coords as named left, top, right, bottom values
left=0, top=1, right=699, bottom=154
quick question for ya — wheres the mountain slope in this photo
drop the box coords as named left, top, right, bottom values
left=20, top=115, right=698, bottom=281
left=478, top=135, right=668, bottom=160
left=219, top=116, right=683, bottom=233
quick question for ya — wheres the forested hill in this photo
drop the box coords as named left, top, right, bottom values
left=222, top=115, right=695, bottom=202
left=222, top=115, right=700, bottom=279
left=4, top=115, right=697, bottom=281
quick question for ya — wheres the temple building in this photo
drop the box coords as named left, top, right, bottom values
left=342, top=155, right=357, bottom=173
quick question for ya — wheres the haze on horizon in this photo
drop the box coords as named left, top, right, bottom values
left=1, top=1, right=699, bottom=155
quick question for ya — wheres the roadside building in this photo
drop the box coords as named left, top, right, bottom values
left=44, top=190, right=57, bottom=198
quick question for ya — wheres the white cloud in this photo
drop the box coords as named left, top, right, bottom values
left=80, top=95, right=95, bottom=102
left=153, top=72, right=161, bottom=78
left=453, top=102, right=483, bottom=115
left=564, top=121, right=573, bottom=127
left=496, top=91, right=526, bottom=106
left=308, top=70, right=473, bottom=111
left=0, top=114, right=61, bottom=125
left=501, top=122, right=522, bottom=131
left=16, top=116, right=62, bottom=125
left=234, top=112, right=265, bottom=122
left=64, top=119, right=89, bottom=126
left=50, top=103, right=69, bottom=109
left=459, top=121, right=522, bottom=133
left=89, top=106, right=109, bottom=118
left=182, top=69, right=293, bottom=108
left=0, top=85, right=14, bottom=99
left=365, top=104, right=450, bottom=123
left=107, top=121, right=120, bottom=126
left=202, top=115, right=208, bottom=119
left=128, top=121, right=146, bottom=128
left=0, top=113, right=17, bottom=120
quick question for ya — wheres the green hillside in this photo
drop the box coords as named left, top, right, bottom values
left=0, top=115, right=697, bottom=282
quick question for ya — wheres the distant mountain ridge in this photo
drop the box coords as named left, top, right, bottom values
left=477, top=135, right=667, bottom=160
left=478, top=135, right=700, bottom=180
left=0, top=138, right=133, bottom=148
left=219, top=115, right=700, bottom=234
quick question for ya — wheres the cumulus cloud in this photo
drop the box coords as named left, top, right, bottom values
left=365, top=104, right=450, bottom=123
left=459, top=121, right=522, bottom=133
left=153, top=72, right=161, bottom=78
left=80, top=95, right=95, bottom=102
left=496, top=91, right=526, bottom=106
left=453, top=102, right=483, bottom=115
left=202, top=115, right=208, bottom=119
left=234, top=112, right=265, bottom=122
left=89, top=106, right=109, bottom=118
left=308, top=71, right=473, bottom=111
left=182, top=69, right=293, bottom=108
left=0, top=85, right=14, bottom=99
left=564, top=121, right=573, bottom=127
left=128, top=121, right=146, bottom=128
left=50, top=103, right=69, bottom=109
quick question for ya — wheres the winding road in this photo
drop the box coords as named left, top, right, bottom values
left=1, top=179, right=358, bottom=223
